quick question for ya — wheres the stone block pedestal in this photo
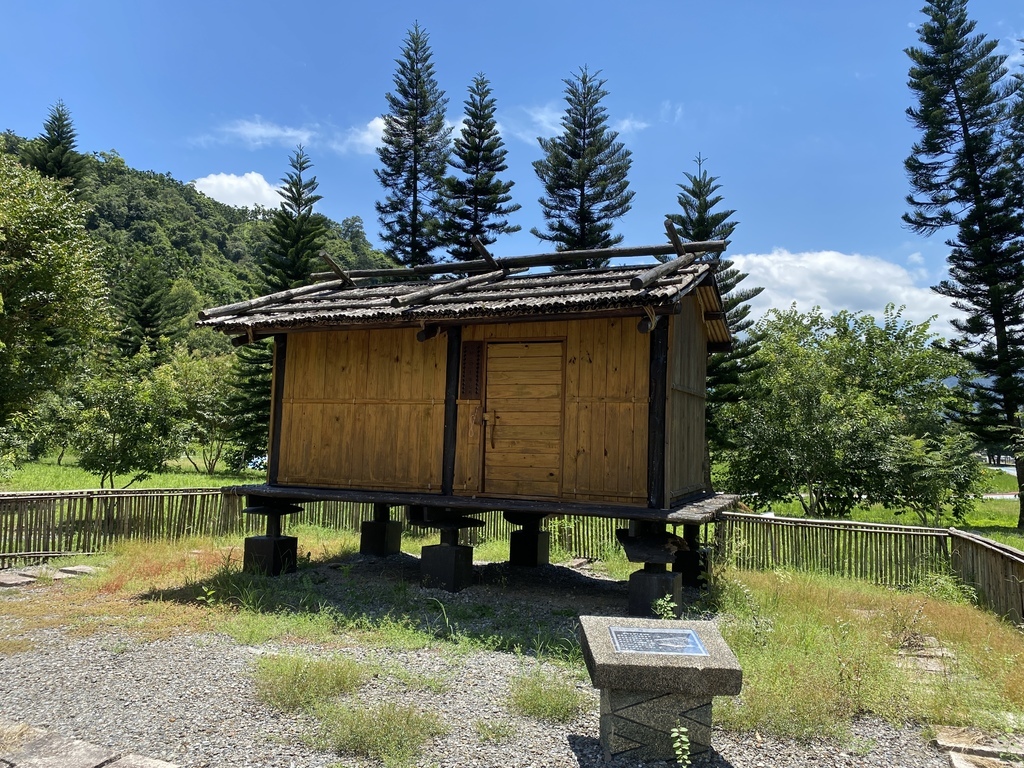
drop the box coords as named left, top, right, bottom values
left=601, top=689, right=712, bottom=760
left=420, top=543, right=474, bottom=591
left=579, top=616, right=742, bottom=763
left=627, top=566, right=682, bottom=618
left=360, top=520, right=402, bottom=556
left=243, top=535, right=297, bottom=576
left=509, top=529, right=550, bottom=567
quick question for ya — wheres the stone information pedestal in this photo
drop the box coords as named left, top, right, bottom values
left=579, top=616, right=742, bottom=762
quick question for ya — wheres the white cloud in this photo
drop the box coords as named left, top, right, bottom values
left=907, top=252, right=925, bottom=265
left=191, top=172, right=281, bottom=209
left=506, top=103, right=564, bottom=143
left=614, top=116, right=650, bottom=134
left=219, top=117, right=317, bottom=149
left=1001, top=33, right=1024, bottom=69
left=330, top=116, right=385, bottom=155
left=659, top=100, right=684, bottom=124
left=729, top=249, right=963, bottom=336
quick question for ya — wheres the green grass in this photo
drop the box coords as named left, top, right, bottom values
left=2, top=454, right=260, bottom=491
left=979, top=467, right=1019, bottom=494
left=711, top=567, right=1024, bottom=740
left=313, top=701, right=447, bottom=768
left=253, top=653, right=369, bottom=712
left=507, top=668, right=587, bottom=724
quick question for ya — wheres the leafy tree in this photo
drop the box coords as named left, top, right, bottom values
left=159, top=350, right=232, bottom=474
left=1, top=130, right=25, bottom=157
left=440, top=74, right=520, bottom=261
left=72, top=351, right=186, bottom=488
left=20, top=100, right=89, bottom=189
left=0, top=155, right=106, bottom=427
left=725, top=306, right=979, bottom=522
left=666, top=156, right=763, bottom=482
left=375, top=23, right=452, bottom=266
left=531, top=67, right=634, bottom=268
left=904, top=0, right=1024, bottom=527
left=261, top=146, right=326, bottom=290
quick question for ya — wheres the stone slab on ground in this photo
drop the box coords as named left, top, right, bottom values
left=0, top=732, right=117, bottom=768
left=948, top=754, right=1018, bottom=768
left=934, top=726, right=1024, bottom=762
left=0, top=574, right=35, bottom=588
left=15, top=567, right=74, bottom=581
left=106, top=755, right=179, bottom=768
left=57, top=566, right=98, bottom=576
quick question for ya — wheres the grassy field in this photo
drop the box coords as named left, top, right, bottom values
left=1, top=454, right=262, bottom=492
left=1, top=531, right=1021, bottom=750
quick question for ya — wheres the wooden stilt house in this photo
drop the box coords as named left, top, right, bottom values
left=200, top=228, right=737, bottom=605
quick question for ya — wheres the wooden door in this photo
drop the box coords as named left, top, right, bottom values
left=482, top=341, right=564, bottom=498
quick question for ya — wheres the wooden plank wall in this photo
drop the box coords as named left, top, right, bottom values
left=461, top=318, right=649, bottom=504
left=276, top=329, right=447, bottom=491
left=950, top=529, right=1024, bottom=625
left=715, top=512, right=952, bottom=587
left=667, top=298, right=708, bottom=502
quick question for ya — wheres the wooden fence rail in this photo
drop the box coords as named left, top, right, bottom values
left=714, top=512, right=952, bottom=588
left=950, top=528, right=1024, bottom=626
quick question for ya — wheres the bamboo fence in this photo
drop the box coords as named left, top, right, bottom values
left=949, top=528, right=1024, bottom=625
left=714, top=511, right=952, bottom=588
left=3, top=489, right=1022, bottom=629
left=0, top=488, right=629, bottom=566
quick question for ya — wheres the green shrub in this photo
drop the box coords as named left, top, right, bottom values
left=315, top=701, right=446, bottom=768
left=253, top=653, right=368, bottom=712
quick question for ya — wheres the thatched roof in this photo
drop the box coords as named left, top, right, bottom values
left=198, top=238, right=733, bottom=348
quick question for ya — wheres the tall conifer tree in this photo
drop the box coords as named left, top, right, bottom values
left=904, top=0, right=1024, bottom=527
left=668, top=156, right=763, bottom=471
left=375, top=23, right=451, bottom=267
left=440, top=74, right=521, bottom=261
left=262, top=146, right=326, bottom=289
left=21, top=100, right=88, bottom=189
left=532, top=67, right=634, bottom=269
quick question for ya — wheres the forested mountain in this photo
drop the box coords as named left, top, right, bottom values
left=1, top=126, right=392, bottom=482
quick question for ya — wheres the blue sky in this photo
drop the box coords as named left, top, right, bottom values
left=4, top=0, right=1022, bottom=334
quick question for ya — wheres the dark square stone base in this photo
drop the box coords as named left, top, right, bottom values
left=509, top=529, right=550, bottom=567
left=673, top=546, right=709, bottom=587
left=627, top=569, right=682, bottom=617
left=243, top=535, right=297, bottom=576
left=421, top=543, right=474, bottom=592
left=360, top=520, right=402, bottom=556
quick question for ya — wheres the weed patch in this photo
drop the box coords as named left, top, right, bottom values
left=313, top=701, right=446, bottom=768
left=254, top=653, right=368, bottom=712
left=507, top=668, right=586, bottom=724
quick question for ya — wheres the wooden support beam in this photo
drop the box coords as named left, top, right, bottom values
left=441, top=326, right=462, bottom=496
left=470, top=236, right=506, bottom=273
left=416, top=324, right=440, bottom=342
left=199, top=279, right=352, bottom=320
left=647, top=320, right=669, bottom=509
left=267, top=334, right=288, bottom=485
left=318, top=250, right=356, bottom=287
left=707, top=341, right=733, bottom=353
left=637, top=313, right=661, bottom=334
left=664, top=218, right=687, bottom=257
left=703, top=311, right=726, bottom=322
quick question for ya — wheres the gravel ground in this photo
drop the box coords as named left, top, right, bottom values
left=0, top=556, right=950, bottom=768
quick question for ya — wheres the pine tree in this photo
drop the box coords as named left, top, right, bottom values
left=904, top=0, right=1024, bottom=528
left=667, top=156, right=763, bottom=485
left=440, top=74, right=520, bottom=261
left=223, top=339, right=273, bottom=471
left=375, top=23, right=452, bottom=267
left=115, top=254, right=182, bottom=359
left=262, top=146, right=326, bottom=290
left=20, top=100, right=89, bottom=189
left=531, top=67, right=634, bottom=269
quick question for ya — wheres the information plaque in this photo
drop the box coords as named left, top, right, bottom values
left=608, top=626, right=709, bottom=656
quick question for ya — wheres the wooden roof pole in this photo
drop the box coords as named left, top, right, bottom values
left=390, top=267, right=525, bottom=308
left=628, top=220, right=723, bottom=291
left=198, top=278, right=354, bottom=320
left=318, top=250, right=357, bottom=287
